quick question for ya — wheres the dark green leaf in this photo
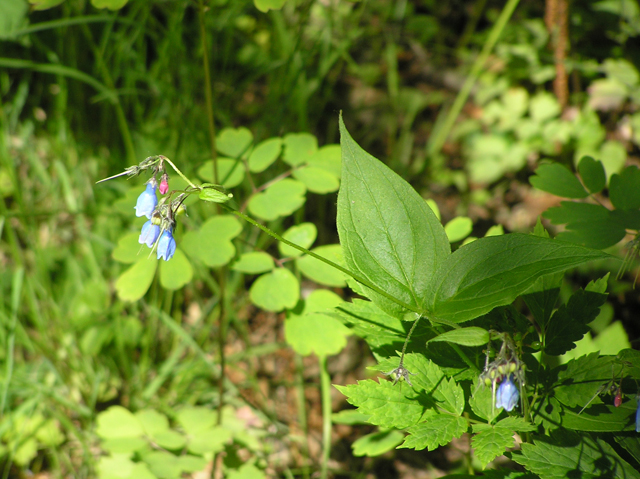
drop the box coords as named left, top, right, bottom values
left=522, top=273, right=562, bottom=331
left=530, top=163, right=588, bottom=198
left=578, top=156, right=606, bottom=194
left=337, top=115, right=450, bottom=317
left=471, top=423, right=517, bottom=468
left=427, top=234, right=609, bottom=323
left=560, top=401, right=638, bottom=432
left=610, top=165, right=640, bottom=210
left=554, top=353, right=617, bottom=408
left=400, top=413, right=467, bottom=451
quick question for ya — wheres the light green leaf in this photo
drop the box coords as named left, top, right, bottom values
left=176, top=407, right=217, bottom=435
left=159, top=249, right=193, bottom=290
left=135, top=409, right=169, bottom=436
left=253, top=0, right=286, bottom=13
left=100, top=437, right=148, bottom=455
left=293, top=166, right=339, bottom=193
left=249, top=268, right=299, bottom=312
left=248, top=178, right=306, bottom=221
left=428, top=234, right=610, bottom=323
left=599, top=140, right=627, bottom=179
left=337, top=115, right=450, bottom=317
left=96, top=406, right=144, bottom=439
left=115, top=256, right=157, bottom=302
left=530, top=163, right=588, bottom=198
left=577, top=156, right=606, bottom=194
left=198, top=184, right=232, bottom=204
left=279, top=222, right=317, bottom=258
left=177, top=455, right=208, bottom=473
left=530, top=91, right=560, bottom=123
left=444, top=216, right=473, bottom=243
left=400, top=414, right=467, bottom=451
left=113, top=232, right=143, bottom=264
left=216, top=127, right=253, bottom=158
left=197, top=158, right=245, bottom=188
left=484, top=224, right=504, bottom=237
left=471, top=423, right=517, bottom=469
left=307, top=144, right=341, bottom=178
left=332, top=410, right=370, bottom=425
left=187, top=427, right=232, bottom=455
left=427, top=327, right=489, bottom=347
left=285, top=311, right=350, bottom=357
left=191, top=215, right=243, bottom=267
left=97, top=455, right=135, bottom=479
left=248, top=137, right=282, bottom=173
left=352, top=430, right=405, bottom=457
left=283, top=132, right=317, bottom=166
left=91, top=0, right=128, bottom=9
left=470, top=381, right=501, bottom=423
left=226, top=463, right=265, bottom=479
left=35, top=419, right=64, bottom=447
left=296, top=244, right=346, bottom=287
left=152, top=430, right=186, bottom=450
left=143, top=451, right=181, bottom=478
left=231, top=251, right=274, bottom=274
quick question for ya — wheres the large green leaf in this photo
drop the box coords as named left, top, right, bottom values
left=115, top=256, right=157, bottom=302
left=400, top=412, right=467, bottom=451
left=337, top=116, right=450, bottom=317
left=427, top=234, right=610, bottom=323
left=530, top=163, right=588, bottom=198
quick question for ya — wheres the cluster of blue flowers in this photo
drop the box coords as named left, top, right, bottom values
left=479, top=335, right=525, bottom=414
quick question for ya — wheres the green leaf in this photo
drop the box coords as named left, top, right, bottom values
left=28, top=0, right=65, bottom=11
left=470, top=381, right=501, bottom=423
left=427, top=327, right=489, bottom=347
left=293, top=166, right=340, bottom=193
left=513, top=430, right=640, bottom=479
left=231, top=251, right=274, bottom=274
left=352, top=429, right=405, bottom=457
left=577, top=156, right=606, bottom=194
left=307, top=144, right=341, bottom=178
left=226, top=463, right=265, bottom=479
left=335, top=379, right=432, bottom=429
left=113, top=232, right=143, bottom=264
left=332, top=410, right=370, bottom=425
left=176, top=407, right=217, bottom=435
left=177, top=455, right=207, bottom=473
left=136, top=409, right=169, bottom=436
left=97, top=456, right=135, bottom=479
left=285, top=311, right=350, bottom=357
left=471, top=423, right=518, bottom=469
left=216, top=127, right=253, bottom=158
left=554, top=353, right=618, bottom=409
left=253, top=0, right=286, bottom=13
left=249, top=268, right=299, bottom=312
left=530, top=163, right=588, bottom=198
left=248, top=137, right=282, bottom=173
left=444, top=216, right=473, bottom=243
left=189, top=215, right=242, bottom=267
left=283, top=132, right=317, bottom=166
left=522, top=272, right=562, bottom=331
left=248, top=178, right=306, bottom=221
left=100, top=436, right=148, bottom=455
left=159, top=249, right=193, bottom=290
left=400, top=413, right=467, bottom=451
left=96, top=406, right=144, bottom=439
left=610, top=165, right=640, bottom=210
left=187, top=427, right=232, bottom=455
left=197, top=158, right=245, bottom=188
left=279, top=222, right=317, bottom=258
left=337, top=115, right=450, bottom=317
left=198, top=184, right=232, bottom=204
left=427, top=234, right=609, bottom=323
left=115, top=256, right=157, bottom=302
left=560, top=401, right=638, bottom=432
left=91, top=0, right=128, bottom=9
left=296, top=244, right=346, bottom=287
left=152, top=430, right=186, bottom=450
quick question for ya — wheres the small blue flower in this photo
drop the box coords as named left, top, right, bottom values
left=496, top=374, right=519, bottom=412
left=156, top=229, right=176, bottom=261
left=139, top=220, right=160, bottom=248
left=135, top=182, right=158, bottom=219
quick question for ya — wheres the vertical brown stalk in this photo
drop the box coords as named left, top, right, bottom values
left=545, top=0, right=569, bottom=109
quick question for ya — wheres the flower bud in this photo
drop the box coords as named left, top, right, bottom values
left=495, top=374, right=519, bottom=412
left=509, top=362, right=517, bottom=373
left=614, top=391, right=622, bottom=408
left=159, top=173, right=169, bottom=195
left=484, top=377, right=492, bottom=387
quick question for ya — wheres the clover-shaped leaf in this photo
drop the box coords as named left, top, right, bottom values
left=216, top=127, right=253, bottom=158
left=283, top=132, right=317, bottom=166
left=184, top=215, right=242, bottom=267
left=296, top=244, right=346, bottom=287
left=279, top=222, right=317, bottom=258
left=232, top=251, right=274, bottom=274
left=250, top=267, right=299, bottom=312
left=248, top=137, right=282, bottom=173
left=248, top=179, right=306, bottom=221
left=197, top=158, right=245, bottom=188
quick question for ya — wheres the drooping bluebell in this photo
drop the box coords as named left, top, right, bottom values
left=156, top=229, right=177, bottom=261
left=139, top=220, right=161, bottom=248
left=135, top=181, right=158, bottom=219
left=495, top=374, right=519, bottom=412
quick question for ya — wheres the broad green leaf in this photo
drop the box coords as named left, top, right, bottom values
left=332, top=410, right=370, bottom=425
left=335, top=379, right=432, bottom=429
left=253, top=0, right=286, bottom=13
left=216, top=127, right=253, bottom=158
left=159, top=249, right=193, bottom=290
left=307, top=144, right=341, bottom=178
left=444, top=216, right=473, bottom=243
left=135, top=409, right=169, bottom=436
left=514, top=430, right=640, bottom=479
left=577, top=156, right=606, bottom=194
left=248, top=178, right=306, bottom=221
left=248, top=137, right=282, bottom=173
left=187, top=427, right=232, bottom=455
left=177, top=455, right=208, bottom=473
left=560, top=401, right=638, bottom=432
left=96, top=455, right=135, bottom=479
left=91, top=0, right=128, bottom=9
left=152, top=430, right=186, bottom=450
left=283, top=132, right=317, bottom=166
left=143, top=451, right=182, bottom=478
left=352, top=430, right=405, bottom=456
left=231, top=251, right=274, bottom=274
left=0, top=0, right=28, bottom=40
left=610, top=165, right=640, bottom=210
left=197, top=158, right=245, bottom=188
left=226, top=463, right=265, bottom=479
left=293, top=166, right=339, bottom=193
left=115, top=256, right=157, bottom=302
left=296, top=244, right=346, bottom=287
left=113, top=232, right=143, bottom=264
left=522, top=272, right=562, bottom=331
left=279, top=222, right=317, bottom=258
left=427, top=234, right=609, bottom=324
left=618, top=349, right=640, bottom=379
left=189, top=215, right=242, bottom=267
left=100, top=437, right=147, bottom=454
left=285, top=312, right=350, bottom=357
left=176, top=407, right=217, bottom=435
left=530, top=163, right=588, bottom=199
left=470, top=381, right=501, bottom=423
left=96, top=406, right=144, bottom=438
left=400, top=413, right=467, bottom=451
left=303, top=289, right=343, bottom=313
left=337, top=116, right=450, bottom=317
left=616, top=436, right=640, bottom=466
left=427, top=327, right=489, bottom=347
left=249, top=268, right=299, bottom=311
left=471, top=423, right=518, bottom=469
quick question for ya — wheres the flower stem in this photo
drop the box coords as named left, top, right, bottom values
left=160, top=156, right=198, bottom=189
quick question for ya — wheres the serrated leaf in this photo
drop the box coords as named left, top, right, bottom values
left=283, top=132, right=317, bottom=166
left=427, top=327, right=489, bottom=347
left=216, top=127, right=253, bottom=158
left=560, top=400, right=638, bottom=432
left=578, top=156, right=606, bottom=194
left=248, top=137, right=282, bottom=173
left=249, top=268, right=299, bottom=311
left=96, top=406, right=144, bottom=439
left=335, top=379, right=433, bottom=429
left=513, top=430, right=640, bottom=479
left=554, top=353, right=617, bottom=408
left=285, top=311, right=350, bottom=357
left=352, top=429, right=405, bottom=457
left=470, top=382, right=501, bottom=423
left=248, top=178, right=306, bottom=221
left=400, top=413, right=467, bottom=451
left=444, top=216, right=473, bottom=243
left=231, top=251, right=274, bottom=274
left=159, top=248, right=193, bottom=290
left=296, top=244, right=346, bottom=287
left=293, top=165, right=339, bottom=193
left=471, top=423, right=517, bottom=468
left=610, top=165, right=640, bottom=210
left=530, top=163, right=588, bottom=198
left=279, top=222, right=317, bottom=258
left=115, top=256, right=157, bottom=302
left=337, top=115, right=450, bottom=317
left=428, top=234, right=609, bottom=323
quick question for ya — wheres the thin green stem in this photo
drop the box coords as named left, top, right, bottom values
left=161, top=156, right=198, bottom=189
left=198, top=0, right=218, bottom=183
left=319, top=356, right=332, bottom=479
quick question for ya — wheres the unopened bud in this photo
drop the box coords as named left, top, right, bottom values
left=509, top=362, right=517, bottom=373
left=614, top=391, right=622, bottom=407
left=159, top=174, right=169, bottom=195
left=498, top=365, right=505, bottom=375
left=484, top=377, right=492, bottom=387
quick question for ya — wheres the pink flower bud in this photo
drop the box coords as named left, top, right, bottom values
left=614, top=391, right=622, bottom=407
left=159, top=174, right=169, bottom=195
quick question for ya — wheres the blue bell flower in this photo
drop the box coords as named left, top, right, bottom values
left=139, top=220, right=161, bottom=248
left=156, top=229, right=176, bottom=261
left=496, top=374, right=519, bottom=412
left=135, top=182, right=158, bottom=219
